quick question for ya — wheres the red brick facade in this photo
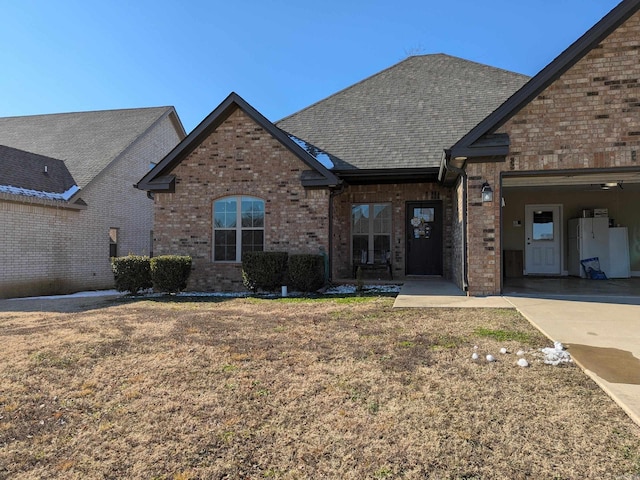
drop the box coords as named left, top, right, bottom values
left=153, top=108, right=330, bottom=291
left=465, top=10, right=640, bottom=295
left=150, top=9, right=640, bottom=296
left=331, top=183, right=453, bottom=280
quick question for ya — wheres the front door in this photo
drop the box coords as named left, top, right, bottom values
left=406, top=202, right=443, bottom=275
left=525, top=204, right=562, bottom=275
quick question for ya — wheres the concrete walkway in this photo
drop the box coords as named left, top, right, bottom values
left=393, top=277, right=514, bottom=308
left=394, top=278, right=640, bottom=427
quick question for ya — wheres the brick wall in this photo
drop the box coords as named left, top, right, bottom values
left=466, top=10, right=640, bottom=295
left=331, top=183, right=453, bottom=280
left=153, top=107, right=331, bottom=292
left=465, top=166, right=501, bottom=295
left=0, top=114, right=182, bottom=298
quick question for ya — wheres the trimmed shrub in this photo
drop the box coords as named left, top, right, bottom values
left=150, top=255, right=192, bottom=293
left=288, top=254, right=325, bottom=293
left=242, top=251, right=288, bottom=292
left=111, top=255, right=152, bottom=295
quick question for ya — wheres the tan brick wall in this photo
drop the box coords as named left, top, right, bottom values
left=0, top=114, right=182, bottom=298
left=331, top=183, right=453, bottom=280
left=153, top=108, right=331, bottom=292
left=466, top=11, right=640, bottom=295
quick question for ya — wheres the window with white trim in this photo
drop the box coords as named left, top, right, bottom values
left=352, top=203, right=391, bottom=263
left=213, top=196, right=264, bottom=262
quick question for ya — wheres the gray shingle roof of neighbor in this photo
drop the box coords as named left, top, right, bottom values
left=276, top=54, right=530, bottom=171
left=0, top=144, right=78, bottom=199
left=0, top=107, right=181, bottom=188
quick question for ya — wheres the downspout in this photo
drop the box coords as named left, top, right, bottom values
left=440, top=154, right=469, bottom=293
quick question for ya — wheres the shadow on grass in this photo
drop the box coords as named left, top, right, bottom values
left=0, top=287, right=399, bottom=314
left=136, top=290, right=399, bottom=305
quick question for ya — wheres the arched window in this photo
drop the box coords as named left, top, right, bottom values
left=213, top=196, right=264, bottom=262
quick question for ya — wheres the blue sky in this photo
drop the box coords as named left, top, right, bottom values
left=0, top=0, right=623, bottom=133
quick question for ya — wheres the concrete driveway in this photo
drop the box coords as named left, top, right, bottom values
left=394, top=278, right=640, bottom=427
left=505, top=295, right=640, bottom=427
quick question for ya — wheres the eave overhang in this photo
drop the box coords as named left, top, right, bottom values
left=334, top=167, right=440, bottom=185
left=141, top=175, right=176, bottom=193
left=0, top=191, right=87, bottom=210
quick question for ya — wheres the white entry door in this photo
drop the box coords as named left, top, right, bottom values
left=525, top=204, right=562, bottom=275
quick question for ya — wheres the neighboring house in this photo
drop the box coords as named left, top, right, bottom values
left=0, top=107, right=185, bottom=298
left=138, top=0, right=640, bottom=296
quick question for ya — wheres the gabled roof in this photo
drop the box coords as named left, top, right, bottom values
left=449, top=0, right=640, bottom=160
left=0, top=144, right=79, bottom=201
left=136, top=92, right=340, bottom=192
left=0, top=106, right=183, bottom=189
left=276, top=54, right=529, bottom=171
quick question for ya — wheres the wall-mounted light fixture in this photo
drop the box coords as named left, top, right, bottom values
left=600, top=181, right=623, bottom=190
left=481, top=182, right=493, bottom=202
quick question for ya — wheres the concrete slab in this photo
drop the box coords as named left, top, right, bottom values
left=393, top=278, right=514, bottom=308
left=505, top=296, right=640, bottom=427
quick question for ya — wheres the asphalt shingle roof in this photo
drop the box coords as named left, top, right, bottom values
left=276, top=54, right=530, bottom=170
left=0, top=144, right=76, bottom=196
left=0, top=107, right=174, bottom=188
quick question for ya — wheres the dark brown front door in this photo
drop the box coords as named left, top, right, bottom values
left=406, top=201, right=443, bottom=275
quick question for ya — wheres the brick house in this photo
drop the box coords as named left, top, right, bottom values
left=138, top=0, right=640, bottom=295
left=0, top=107, right=185, bottom=298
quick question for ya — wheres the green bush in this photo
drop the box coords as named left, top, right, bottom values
left=111, top=255, right=152, bottom=295
left=288, top=254, right=325, bottom=292
left=242, top=251, right=288, bottom=292
left=150, top=255, right=192, bottom=293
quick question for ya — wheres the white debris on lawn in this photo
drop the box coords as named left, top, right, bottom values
left=175, top=291, right=250, bottom=298
left=9, top=284, right=400, bottom=302
left=470, top=344, right=567, bottom=368
left=323, top=284, right=401, bottom=295
left=540, top=341, right=572, bottom=366
left=13, top=289, right=120, bottom=301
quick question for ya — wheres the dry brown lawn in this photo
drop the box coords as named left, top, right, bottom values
left=0, top=294, right=639, bottom=479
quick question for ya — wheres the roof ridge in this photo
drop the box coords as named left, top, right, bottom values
left=81, top=107, right=180, bottom=192
left=275, top=54, right=527, bottom=125
left=0, top=105, right=173, bottom=121
left=275, top=55, right=428, bottom=124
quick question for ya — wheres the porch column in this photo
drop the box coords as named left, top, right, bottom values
left=466, top=165, right=501, bottom=295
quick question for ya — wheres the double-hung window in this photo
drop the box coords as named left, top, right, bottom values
left=109, top=228, right=119, bottom=258
left=352, top=203, right=391, bottom=264
left=213, top=196, right=264, bottom=262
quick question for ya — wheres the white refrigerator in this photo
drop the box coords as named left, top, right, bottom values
left=568, top=217, right=610, bottom=278
left=608, top=227, right=631, bottom=278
